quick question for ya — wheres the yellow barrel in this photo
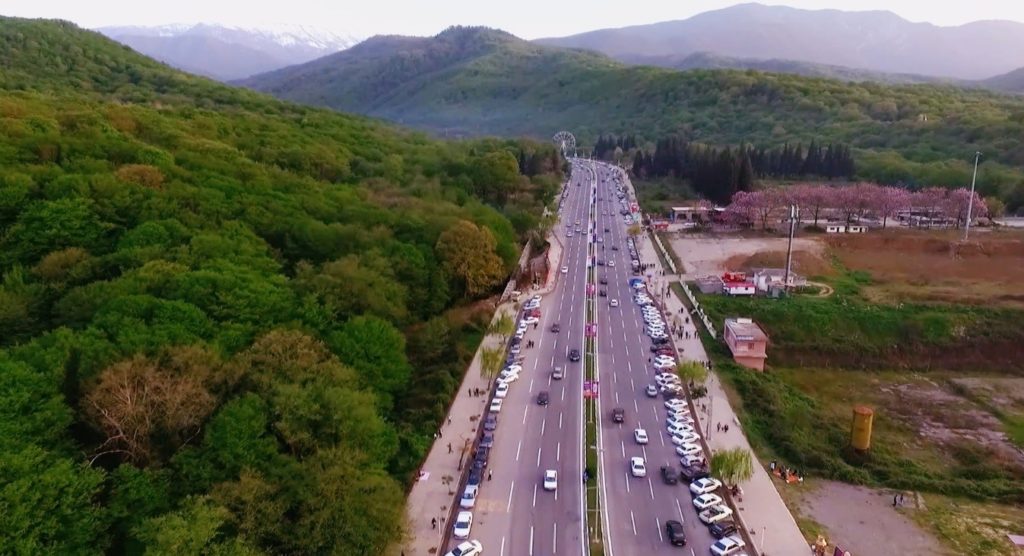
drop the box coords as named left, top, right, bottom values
left=850, top=406, right=874, bottom=451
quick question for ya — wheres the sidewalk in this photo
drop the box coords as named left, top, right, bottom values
left=399, top=225, right=566, bottom=555
left=636, top=221, right=809, bottom=556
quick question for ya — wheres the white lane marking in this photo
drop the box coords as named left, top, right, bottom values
left=553, top=522, right=557, bottom=554
left=500, top=536, right=506, bottom=556
left=625, top=473, right=631, bottom=493
left=533, top=359, right=538, bottom=370
left=532, top=483, right=538, bottom=507
left=529, top=525, right=535, bottom=556
left=630, top=510, right=638, bottom=535
left=615, top=391, right=619, bottom=404
left=541, top=418, right=546, bottom=436
left=523, top=406, right=529, bottom=425
left=634, top=399, right=639, bottom=412
left=660, top=431, right=666, bottom=447
left=657, top=517, right=664, bottom=541
left=561, top=387, right=566, bottom=401
left=557, top=442, right=561, bottom=461
left=676, top=498, right=685, bottom=523
left=507, top=481, right=515, bottom=512
left=620, top=441, right=625, bottom=458
left=559, top=411, right=563, bottom=428
left=529, top=378, right=535, bottom=393
left=653, top=406, right=659, bottom=420
left=630, top=377, right=635, bottom=391
left=536, top=446, right=542, bottom=467
left=648, top=477, right=656, bottom=500
left=516, top=440, right=522, bottom=461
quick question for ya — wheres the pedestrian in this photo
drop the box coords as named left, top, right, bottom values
left=433, top=432, right=438, bottom=440
left=724, top=424, right=730, bottom=433
left=448, top=443, right=452, bottom=453
left=717, top=423, right=721, bottom=432
left=893, top=494, right=898, bottom=507
left=432, top=517, right=438, bottom=529
left=447, top=416, right=452, bottom=426
left=488, top=469, right=493, bottom=481
left=438, top=428, right=443, bottom=438
left=899, top=493, right=904, bottom=505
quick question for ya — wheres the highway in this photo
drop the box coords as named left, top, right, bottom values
left=589, top=161, right=718, bottom=555
left=444, top=159, right=717, bottom=556
left=462, top=159, right=595, bottom=556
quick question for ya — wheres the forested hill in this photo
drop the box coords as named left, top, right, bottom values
left=0, top=16, right=562, bottom=555
left=243, top=26, right=1024, bottom=207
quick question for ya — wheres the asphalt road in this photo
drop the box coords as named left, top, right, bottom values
left=590, top=161, right=718, bottom=556
left=460, top=159, right=594, bottom=556
left=445, top=159, right=716, bottom=556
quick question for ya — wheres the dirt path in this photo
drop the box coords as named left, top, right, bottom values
left=789, top=480, right=952, bottom=556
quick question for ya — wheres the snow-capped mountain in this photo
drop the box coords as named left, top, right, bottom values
left=98, top=23, right=361, bottom=81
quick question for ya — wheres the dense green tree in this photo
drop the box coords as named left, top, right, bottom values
left=328, top=315, right=411, bottom=398
left=435, top=219, right=507, bottom=297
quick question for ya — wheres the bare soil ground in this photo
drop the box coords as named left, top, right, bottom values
left=826, top=229, right=1024, bottom=308
left=667, top=234, right=826, bottom=278
left=785, top=479, right=952, bottom=556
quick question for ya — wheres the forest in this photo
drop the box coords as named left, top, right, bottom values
left=623, top=135, right=856, bottom=204
left=0, top=17, right=564, bottom=555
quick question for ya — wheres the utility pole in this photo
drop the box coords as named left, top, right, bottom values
left=963, top=151, right=982, bottom=241
left=783, top=205, right=798, bottom=292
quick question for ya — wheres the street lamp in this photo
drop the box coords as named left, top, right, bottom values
left=963, top=151, right=982, bottom=241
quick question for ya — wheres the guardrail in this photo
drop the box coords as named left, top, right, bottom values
left=676, top=281, right=717, bottom=339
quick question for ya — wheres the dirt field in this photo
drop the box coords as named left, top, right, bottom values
left=784, top=479, right=952, bottom=556
left=667, top=234, right=826, bottom=278
left=826, top=229, right=1024, bottom=307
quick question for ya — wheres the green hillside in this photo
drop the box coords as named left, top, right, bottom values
left=244, top=26, right=1024, bottom=207
left=0, top=17, right=562, bottom=555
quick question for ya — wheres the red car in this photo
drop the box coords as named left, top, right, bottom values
left=526, top=309, right=541, bottom=318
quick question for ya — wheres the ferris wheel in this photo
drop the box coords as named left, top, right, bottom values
left=553, top=131, right=576, bottom=157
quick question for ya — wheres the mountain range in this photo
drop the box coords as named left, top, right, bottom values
left=98, top=23, right=360, bottom=80
left=536, top=3, right=1024, bottom=81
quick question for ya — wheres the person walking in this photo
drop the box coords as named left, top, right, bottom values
left=448, top=443, right=452, bottom=454
left=432, top=517, right=438, bottom=529
left=488, top=469, right=493, bottom=481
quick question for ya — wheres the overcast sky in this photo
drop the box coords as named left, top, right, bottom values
left=6, top=0, right=1024, bottom=39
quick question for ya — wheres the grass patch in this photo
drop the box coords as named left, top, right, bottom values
left=632, top=177, right=696, bottom=214
left=1004, top=415, right=1024, bottom=449
left=912, top=495, right=1024, bottom=556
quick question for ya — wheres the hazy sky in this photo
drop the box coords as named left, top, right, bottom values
left=6, top=0, right=1024, bottom=38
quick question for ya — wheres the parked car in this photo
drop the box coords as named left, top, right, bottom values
left=473, top=446, right=490, bottom=468
left=460, top=485, right=478, bottom=509
left=680, top=464, right=710, bottom=482
left=480, top=431, right=494, bottom=448
left=708, top=520, right=738, bottom=539
left=444, top=539, right=483, bottom=556
left=709, top=535, right=745, bottom=556
left=489, top=398, right=503, bottom=412
left=453, top=511, right=473, bottom=539
left=612, top=407, right=625, bottom=423
left=665, top=519, right=687, bottom=546
left=495, top=382, right=510, bottom=398
left=483, top=414, right=497, bottom=431
left=690, top=477, right=723, bottom=496
left=699, top=505, right=734, bottom=525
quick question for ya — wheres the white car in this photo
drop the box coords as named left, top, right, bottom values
left=453, top=511, right=474, bottom=539
left=654, top=355, right=676, bottom=364
left=655, top=374, right=680, bottom=385
left=460, top=484, right=478, bottom=509
left=690, top=477, right=723, bottom=495
left=710, top=535, right=745, bottom=556
left=645, top=384, right=659, bottom=397
left=608, top=260, right=615, bottom=268
left=495, top=382, right=510, bottom=398
left=497, top=373, right=519, bottom=385
left=610, top=299, right=619, bottom=307
left=677, top=443, right=702, bottom=456
left=522, top=316, right=539, bottom=325
left=693, top=493, right=723, bottom=511
left=634, top=428, right=649, bottom=444
left=668, top=414, right=695, bottom=426
left=667, top=423, right=696, bottom=436
left=630, top=456, right=647, bottom=477
left=445, top=539, right=483, bottom=556
left=489, top=398, right=503, bottom=413
left=665, top=399, right=688, bottom=409
left=699, top=504, right=734, bottom=525
left=670, top=432, right=698, bottom=446
left=675, top=442, right=700, bottom=454
left=681, top=453, right=704, bottom=466
left=561, top=266, right=569, bottom=274
left=543, top=469, right=558, bottom=491
left=653, top=359, right=677, bottom=369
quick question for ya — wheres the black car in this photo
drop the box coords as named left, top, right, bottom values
left=568, top=349, right=581, bottom=362
left=468, top=468, right=482, bottom=487
left=483, top=414, right=498, bottom=431
left=652, top=337, right=670, bottom=346
left=537, top=391, right=550, bottom=405
left=551, top=323, right=561, bottom=333
left=480, top=431, right=494, bottom=448
left=660, top=466, right=679, bottom=485
left=599, top=277, right=608, bottom=285
left=665, top=519, right=687, bottom=546
left=597, top=260, right=604, bottom=266
left=599, top=290, right=607, bottom=297
left=474, top=446, right=490, bottom=467
left=679, top=464, right=711, bottom=482
left=604, top=227, right=610, bottom=232
left=611, top=246, right=619, bottom=251
left=708, top=520, right=738, bottom=539
left=611, top=407, right=625, bottom=423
